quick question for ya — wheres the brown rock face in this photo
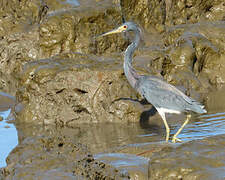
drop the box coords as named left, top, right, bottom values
left=120, top=0, right=225, bottom=31
left=149, top=135, right=225, bottom=180
left=163, top=22, right=225, bottom=93
left=39, top=0, right=126, bottom=57
left=16, top=54, right=141, bottom=125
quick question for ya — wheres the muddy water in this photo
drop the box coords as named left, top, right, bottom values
left=1, top=91, right=225, bottom=178
left=65, top=112, right=225, bottom=153
left=67, top=112, right=225, bottom=178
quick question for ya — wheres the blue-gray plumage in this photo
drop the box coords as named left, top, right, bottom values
left=100, top=22, right=206, bottom=143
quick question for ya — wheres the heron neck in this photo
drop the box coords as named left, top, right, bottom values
left=124, top=29, right=141, bottom=88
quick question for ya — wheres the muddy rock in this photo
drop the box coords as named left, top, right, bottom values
left=0, top=72, right=17, bottom=96
left=110, top=134, right=225, bottom=179
left=163, top=21, right=225, bottom=93
left=0, top=0, right=47, bottom=94
left=120, top=0, right=225, bottom=32
left=39, top=0, right=126, bottom=57
left=0, top=30, right=40, bottom=74
left=120, top=0, right=166, bottom=32
left=0, top=124, right=130, bottom=179
left=164, top=0, right=225, bottom=25
left=0, top=0, right=125, bottom=94
left=149, top=135, right=225, bottom=180
left=0, top=0, right=44, bottom=95
left=0, top=0, right=47, bottom=36
left=0, top=29, right=40, bottom=95
left=16, top=53, right=142, bottom=125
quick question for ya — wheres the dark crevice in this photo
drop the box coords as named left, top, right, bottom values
left=185, top=5, right=192, bottom=8
left=72, top=105, right=89, bottom=114
left=73, top=88, right=88, bottom=94
left=58, top=143, right=64, bottom=147
left=56, top=88, right=65, bottom=94
left=205, top=5, right=213, bottom=12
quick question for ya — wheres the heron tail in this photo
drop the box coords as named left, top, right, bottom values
left=188, top=101, right=207, bottom=114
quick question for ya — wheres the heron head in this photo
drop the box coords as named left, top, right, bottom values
left=99, top=22, right=138, bottom=37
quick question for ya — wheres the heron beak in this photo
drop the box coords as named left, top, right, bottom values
left=99, top=26, right=125, bottom=37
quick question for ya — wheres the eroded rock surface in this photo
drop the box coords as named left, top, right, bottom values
left=16, top=54, right=142, bottom=125
left=120, top=0, right=225, bottom=31
left=149, top=135, right=225, bottom=180
left=39, top=0, right=126, bottom=57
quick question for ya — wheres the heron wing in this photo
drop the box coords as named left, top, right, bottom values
left=137, top=76, right=200, bottom=112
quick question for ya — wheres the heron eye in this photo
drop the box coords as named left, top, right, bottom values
left=123, top=25, right=127, bottom=29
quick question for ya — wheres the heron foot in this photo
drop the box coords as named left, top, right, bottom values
left=172, top=136, right=182, bottom=143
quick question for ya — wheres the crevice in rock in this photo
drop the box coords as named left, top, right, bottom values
left=73, top=88, right=88, bottom=95
left=55, top=88, right=65, bottom=94
left=72, top=105, right=89, bottom=114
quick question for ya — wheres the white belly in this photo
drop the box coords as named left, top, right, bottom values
left=158, top=107, right=181, bottom=114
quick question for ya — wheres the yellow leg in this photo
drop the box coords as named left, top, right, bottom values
left=157, top=109, right=170, bottom=142
left=172, top=114, right=191, bottom=143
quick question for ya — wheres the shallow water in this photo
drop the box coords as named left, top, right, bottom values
left=65, top=0, right=80, bottom=6
left=0, top=109, right=18, bottom=168
left=71, top=111, right=225, bottom=153
left=177, top=112, right=225, bottom=141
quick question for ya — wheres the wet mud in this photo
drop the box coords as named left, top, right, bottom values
left=0, top=0, right=225, bottom=179
left=0, top=124, right=130, bottom=180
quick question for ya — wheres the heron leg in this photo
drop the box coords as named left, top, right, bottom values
left=156, top=109, right=170, bottom=142
left=172, top=114, right=191, bottom=143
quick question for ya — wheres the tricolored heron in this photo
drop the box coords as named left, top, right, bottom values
left=100, top=22, right=206, bottom=143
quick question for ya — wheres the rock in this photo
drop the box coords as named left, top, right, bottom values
left=0, top=0, right=224, bottom=98
left=16, top=54, right=142, bottom=125
left=0, top=72, right=18, bottom=96
left=0, top=29, right=40, bottom=78
left=120, top=0, right=166, bottom=32
left=0, top=0, right=46, bottom=36
left=15, top=19, right=225, bottom=125
left=39, top=0, right=126, bottom=57
left=120, top=0, right=225, bottom=31
left=149, top=135, right=225, bottom=180
left=163, top=22, right=225, bottom=94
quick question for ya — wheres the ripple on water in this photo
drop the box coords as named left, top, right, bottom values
left=171, top=112, right=225, bottom=142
